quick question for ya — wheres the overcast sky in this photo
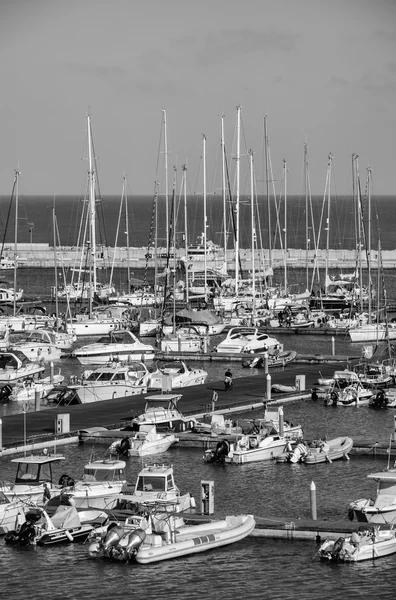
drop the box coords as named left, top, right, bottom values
left=1, top=0, right=395, bottom=197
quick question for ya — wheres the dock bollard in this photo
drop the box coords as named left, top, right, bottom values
left=35, top=388, right=40, bottom=411
left=50, top=361, right=54, bottom=384
left=278, top=406, right=284, bottom=436
left=263, top=352, right=269, bottom=374
left=310, top=481, right=317, bottom=520
left=331, top=336, right=335, bottom=356
left=266, top=373, right=271, bottom=400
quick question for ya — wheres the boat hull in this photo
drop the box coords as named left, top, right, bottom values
left=135, top=515, right=255, bottom=564
left=304, top=437, right=353, bottom=464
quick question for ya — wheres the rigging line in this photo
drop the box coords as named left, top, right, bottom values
left=0, top=175, right=17, bottom=262
left=224, top=145, right=244, bottom=280
left=144, top=182, right=159, bottom=287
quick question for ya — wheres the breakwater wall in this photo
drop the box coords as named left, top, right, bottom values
left=5, top=244, right=396, bottom=270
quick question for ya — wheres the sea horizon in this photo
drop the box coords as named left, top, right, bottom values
left=1, top=194, right=395, bottom=251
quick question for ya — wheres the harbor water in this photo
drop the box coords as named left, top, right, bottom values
left=2, top=256, right=396, bottom=597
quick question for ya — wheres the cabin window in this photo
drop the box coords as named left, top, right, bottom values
left=97, top=373, right=115, bottom=382
left=15, top=462, right=51, bottom=484
left=136, top=476, right=166, bottom=492
left=112, top=373, right=126, bottom=382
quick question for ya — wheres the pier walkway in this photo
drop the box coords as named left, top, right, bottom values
left=0, top=362, right=335, bottom=452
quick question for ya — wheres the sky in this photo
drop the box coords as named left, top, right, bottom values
left=0, top=0, right=395, bottom=197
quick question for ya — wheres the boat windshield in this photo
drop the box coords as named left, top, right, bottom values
left=83, top=468, right=124, bottom=482
left=136, top=475, right=167, bottom=492
left=15, top=462, right=53, bottom=485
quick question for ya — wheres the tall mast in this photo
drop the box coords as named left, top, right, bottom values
left=203, top=134, right=207, bottom=302
left=221, top=115, right=227, bottom=272
left=367, top=167, right=372, bottom=322
left=249, top=150, right=255, bottom=323
left=13, top=169, right=20, bottom=316
left=235, top=105, right=241, bottom=295
left=263, top=115, right=272, bottom=281
left=163, top=109, right=169, bottom=251
left=324, top=153, right=333, bottom=292
left=283, top=159, right=287, bottom=296
left=125, top=177, right=131, bottom=291
left=182, top=164, right=189, bottom=304
left=304, top=142, right=310, bottom=290
left=53, top=202, right=59, bottom=326
left=87, top=114, right=97, bottom=314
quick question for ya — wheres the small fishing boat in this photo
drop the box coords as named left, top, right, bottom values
left=318, top=527, right=396, bottom=562
left=120, top=463, right=196, bottom=509
left=0, top=350, right=45, bottom=383
left=349, top=469, right=396, bottom=524
left=131, top=393, right=198, bottom=433
left=72, top=330, right=155, bottom=365
left=210, top=408, right=303, bottom=465
left=65, top=457, right=127, bottom=510
left=242, top=350, right=297, bottom=369
left=147, top=360, right=208, bottom=390
left=8, top=372, right=65, bottom=402
left=1, top=453, right=66, bottom=504
left=109, top=426, right=178, bottom=457
left=88, top=505, right=255, bottom=564
left=4, top=505, right=108, bottom=546
left=321, top=370, right=373, bottom=407
left=280, top=436, right=353, bottom=464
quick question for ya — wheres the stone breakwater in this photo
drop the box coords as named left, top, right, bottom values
left=5, top=243, right=396, bottom=270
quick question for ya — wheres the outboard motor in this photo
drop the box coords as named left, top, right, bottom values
left=0, top=384, right=12, bottom=402
left=331, top=537, right=345, bottom=560
left=209, top=440, right=230, bottom=464
left=117, top=437, right=131, bottom=457
left=103, top=525, right=125, bottom=555
left=124, top=529, right=146, bottom=557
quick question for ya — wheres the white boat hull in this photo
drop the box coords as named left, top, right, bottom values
left=136, top=515, right=255, bottom=564
left=69, top=383, right=147, bottom=403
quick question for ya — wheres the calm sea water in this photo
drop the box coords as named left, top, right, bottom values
left=1, top=194, right=395, bottom=250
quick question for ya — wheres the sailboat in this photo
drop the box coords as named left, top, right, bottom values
left=66, top=114, right=119, bottom=337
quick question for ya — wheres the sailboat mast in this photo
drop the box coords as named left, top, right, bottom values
left=53, top=203, right=59, bottom=326
left=235, top=105, right=241, bottom=295
left=283, top=159, right=287, bottom=296
left=13, top=169, right=20, bottom=316
left=304, top=142, right=309, bottom=290
left=203, top=134, right=208, bottom=302
left=324, top=153, right=333, bottom=291
left=221, top=115, right=227, bottom=272
left=87, top=114, right=97, bottom=307
left=182, top=164, right=189, bottom=304
left=263, top=116, right=272, bottom=281
left=249, top=150, right=255, bottom=323
left=367, top=167, right=372, bottom=323
left=163, top=109, right=169, bottom=251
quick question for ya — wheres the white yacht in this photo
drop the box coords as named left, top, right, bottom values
left=214, top=326, right=282, bottom=354
left=72, top=330, right=155, bottom=365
